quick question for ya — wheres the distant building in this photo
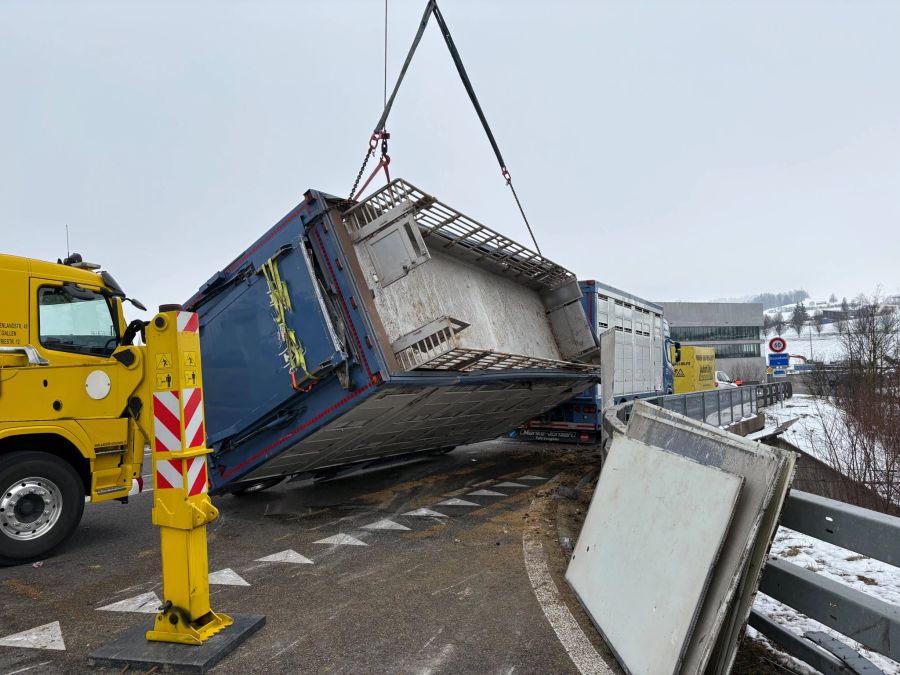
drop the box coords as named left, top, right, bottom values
left=658, top=302, right=766, bottom=380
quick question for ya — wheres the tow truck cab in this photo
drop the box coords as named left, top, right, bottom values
left=0, top=253, right=148, bottom=565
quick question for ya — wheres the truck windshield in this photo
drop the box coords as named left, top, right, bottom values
left=39, top=286, right=118, bottom=357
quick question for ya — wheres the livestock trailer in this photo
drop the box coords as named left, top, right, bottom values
left=185, top=179, right=601, bottom=492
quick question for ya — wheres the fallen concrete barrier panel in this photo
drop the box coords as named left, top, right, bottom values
left=566, top=434, right=744, bottom=675
left=623, top=401, right=795, bottom=674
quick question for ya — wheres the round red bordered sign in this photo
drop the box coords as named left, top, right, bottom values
left=769, top=337, right=787, bottom=353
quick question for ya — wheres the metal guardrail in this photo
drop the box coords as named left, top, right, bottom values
left=640, top=382, right=792, bottom=428
left=602, top=385, right=900, bottom=673
left=751, top=491, right=900, bottom=673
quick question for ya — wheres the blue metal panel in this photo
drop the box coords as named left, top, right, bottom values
left=187, top=197, right=348, bottom=446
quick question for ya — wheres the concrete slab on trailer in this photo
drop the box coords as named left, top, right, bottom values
left=624, top=401, right=795, bottom=674
left=566, top=435, right=743, bottom=675
left=87, top=614, right=265, bottom=674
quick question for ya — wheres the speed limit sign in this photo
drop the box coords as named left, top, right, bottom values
left=769, top=337, right=787, bottom=353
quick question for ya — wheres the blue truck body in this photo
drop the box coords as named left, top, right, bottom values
left=185, top=179, right=601, bottom=492
left=515, top=280, right=675, bottom=443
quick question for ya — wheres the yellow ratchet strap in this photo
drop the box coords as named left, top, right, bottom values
left=261, top=256, right=313, bottom=383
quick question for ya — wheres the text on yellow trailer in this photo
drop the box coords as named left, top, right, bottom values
left=670, top=345, right=716, bottom=394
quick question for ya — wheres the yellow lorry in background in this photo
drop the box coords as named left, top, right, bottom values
left=671, top=345, right=716, bottom=394
left=0, top=253, right=152, bottom=564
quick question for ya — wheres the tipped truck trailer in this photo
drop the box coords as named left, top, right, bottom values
left=186, top=179, right=601, bottom=493
left=516, top=280, right=675, bottom=443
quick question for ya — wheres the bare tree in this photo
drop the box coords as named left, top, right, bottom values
left=836, top=297, right=851, bottom=334
left=727, top=359, right=766, bottom=383
left=808, top=291, right=900, bottom=512
left=772, top=311, right=786, bottom=336
left=840, top=293, right=900, bottom=384
left=762, top=314, right=773, bottom=337
left=813, top=310, right=825, bottom=334
left=829, top=293, right=838, bottom=304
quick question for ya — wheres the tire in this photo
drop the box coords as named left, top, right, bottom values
left=228, top=476, right=285, bottom=496
left=0, top=451, right=85, bottom=566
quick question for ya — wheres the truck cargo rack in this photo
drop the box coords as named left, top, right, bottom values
left=343, top=179, right=573, bottom=291
left=418, top=348, right=599, bottom=373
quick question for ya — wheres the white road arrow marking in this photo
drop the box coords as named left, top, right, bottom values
left=0, top=621, right=66, bottom=651
left=518, top=475, right=547, bottom=481
left=255, top=550, right=313, bottom=564
left=98, top=591, right=160, bottom=614
left=402, top=508, right=448, bottom=518
left=436, top=498, right=479, bottom=507
left=362, top=519, right=410, bottom=531
left=494, top=481, right=528, bottom=488
left=469, top=489, right=506, bottom=497
left=208, top=568, right=250, bottom=586
left=314, top=533, right=368, bottom=546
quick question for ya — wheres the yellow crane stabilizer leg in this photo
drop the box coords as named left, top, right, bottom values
left=145, top=309, right=233, bottom=645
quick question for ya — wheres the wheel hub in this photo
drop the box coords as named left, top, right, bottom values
left=0, top=477, right=63, bottom=541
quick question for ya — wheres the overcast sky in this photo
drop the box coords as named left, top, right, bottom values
left=2, top=0, right=898, bottom=316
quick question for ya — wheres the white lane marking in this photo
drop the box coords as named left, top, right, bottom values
left=255, top=550, right=313, bottom=564
left=495, top=481, right=528, bottom=488
left=362, top=519, right=410, bottom=531
left=518, top=475, right=547, bottom=481
left=6, top=661, right=53, bottom=674
left=469, top=489, right=506, bottom=497
left=435, top=498, right=479, bottom=507
left=208, top=568, right=250, bottom=586
left=522, top=507, right=613, bottom=675
left=402, top=508, right=448, bottom=518
left=0, top=621, right=66, bottom=651
left=314, top=533, right=368, bottom=546
left=98, top=591, right=160, bottom=613
left=418, top=642, right=456, bottom=675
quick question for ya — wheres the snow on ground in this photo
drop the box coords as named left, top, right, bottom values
left=763, top=323, right=845, bottom=364
left=749, top=528, right=900, bottom=674
left=754, top=395, right=840, bottom=463
left=745, top=395, right=900, bottom=673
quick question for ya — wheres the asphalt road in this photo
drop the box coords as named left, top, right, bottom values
left=0, top=440, right=619, bottom=674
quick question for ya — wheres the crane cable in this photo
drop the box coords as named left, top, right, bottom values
left=348, top=0, right=543, bottom=256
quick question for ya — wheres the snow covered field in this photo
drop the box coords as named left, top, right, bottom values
left=745, top=396, right=900, bottom=673
left=763, top=323, right=844, bottom=365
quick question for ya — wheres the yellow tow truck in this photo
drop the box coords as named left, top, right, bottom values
left=0, top=251, right=232, bottom=644
left=0, top=252, right=152, bottom=564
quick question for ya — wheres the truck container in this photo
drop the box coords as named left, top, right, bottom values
left=672, top=346, right=716, bottom=393
left=516, top=280, right=674, bottom=443
left=185, top=179, right=601, bottom=492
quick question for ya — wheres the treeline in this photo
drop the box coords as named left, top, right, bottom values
left=749, top=289, right=810, bottom=309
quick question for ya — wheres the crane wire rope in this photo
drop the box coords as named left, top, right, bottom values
left=348, top=0, right=543, bottom=255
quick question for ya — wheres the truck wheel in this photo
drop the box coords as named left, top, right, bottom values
left=229, top=476, right=284, bottom=496
left=0, top=451, right=85, bottom=566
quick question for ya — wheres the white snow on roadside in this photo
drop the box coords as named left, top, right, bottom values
left=744, top=395, right=900, bottom=672
left=748, top=527, right=900, bottom=673
left=753, top=395, right=841, bottom=462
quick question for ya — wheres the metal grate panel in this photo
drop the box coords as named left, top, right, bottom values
left=418, top=347, right=600, bottom=373
left=343, top=178, right=574, bottom=291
